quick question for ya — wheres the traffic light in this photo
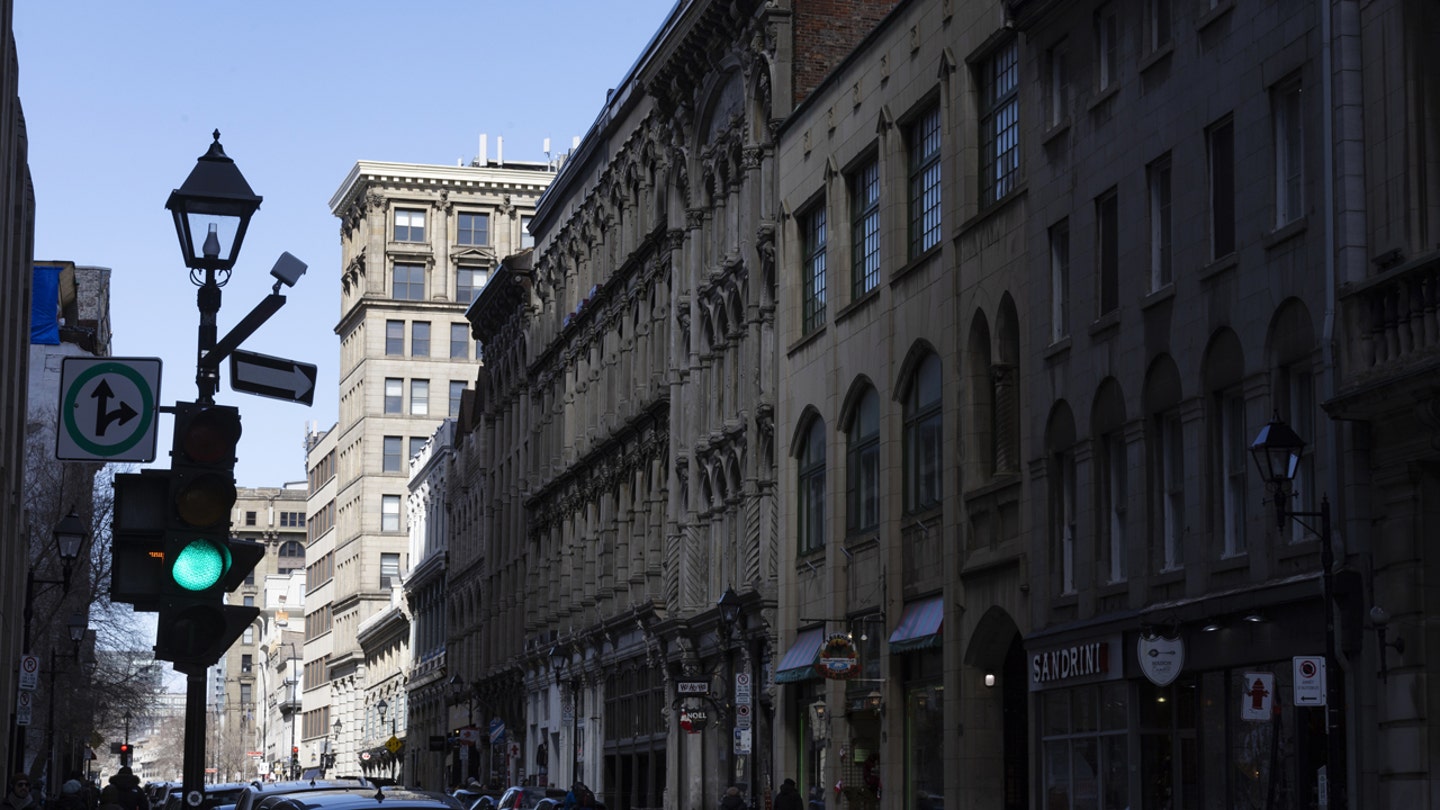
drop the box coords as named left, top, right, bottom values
left=119, top=743, right=131, bottom=767
left=152, top=401, right=263, bottom=671
left=111, top=470, right=171, bottom=609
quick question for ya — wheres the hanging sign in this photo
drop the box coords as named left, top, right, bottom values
left=815, top=634, right=859, bottom=680
left=1137, top=634, right=1185, bottom=686
left=1241, top=672, right=1275, bottom=721
left=679, top=707, right=708, bottom=733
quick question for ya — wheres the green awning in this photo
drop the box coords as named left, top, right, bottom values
left=775, top=628, right=825, bottom=683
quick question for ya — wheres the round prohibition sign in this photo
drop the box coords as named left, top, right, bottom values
left=62, top=362, right=156, bottom=457
left=21, top=657, right=37, bottom=675
left=1299, top=659, right=1318, bottom=678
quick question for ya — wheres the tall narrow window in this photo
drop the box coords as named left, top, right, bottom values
left=411, top=322, right=430, bottom=357
left=1100, top=431, right=1127, bottom=584
left=381, top=496, right=401, bottom=532
left=1148, top=155, right=1173, bottom=290
left=521, top=215, right=535, bottom=249
left=450, top=380, right=466, bottom=418
left=847, top=388, right=880, bottom=533
left=1156, top=411, right=1185, bottom=571
left=450, top=323, right=470, bottom=359
left=1280, top=366, right=1315, bottom=545
left=1274, top=81, right=1304, bottom=227
left=1054, top=450, right=1077, bottom=595
left=385, top=320, right=404, bottom=356
left=409, top=436, right=427, bottom=461
left=383, top=436, right=402, bottom=473
left=384, top=378, right=403, bottom=414
left=410, top=379, right=429, bottom=416
left=850, top=158, right=880, bottom=299
left=1050, top=219, right=1071, bottom=342
left=1096, top=6, right=1119, bottom=92
left=1218, top=390, right=1247, bottom=558
left=457, top=212, right=490, bottom=246
left=981, top=40, right=1020, bottom=207
left=380, top=552, right=400, bottom=587
left=394, top=209, right=425, bottom=242
left=908, top=105, right=942, bottom=256
left=797, top=419, right=826, bottom=555
left=802, top=204, right=827, bottom=335
left=1045, top=40, right=1068, bottom=128
left=1096, top=189, right=1119, bottom=316
left=1146, top=0, right=1171, bottom=52
left=393, top=263, right=425, bottom=301
left=904, top=354, right=943, bottom=514
left=1208, top=117, right=1236, bottom=259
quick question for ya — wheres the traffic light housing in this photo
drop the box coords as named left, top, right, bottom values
left=111, top=470, right=171, bottom=609
left=151, top=401, right=263, bottom=671
left=119, top=743, right=131, bottom=767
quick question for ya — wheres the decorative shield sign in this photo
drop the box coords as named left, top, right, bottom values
left=815, top=634, right=859, bottom=680
left=1137, top=633, right=1185, bottom=686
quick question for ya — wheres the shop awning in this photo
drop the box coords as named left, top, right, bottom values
left=889, top=596, right=944, bottom=652
left=775, top=627, right=826, bottom=683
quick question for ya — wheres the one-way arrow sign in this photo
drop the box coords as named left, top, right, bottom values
left=229, top=348, right=317, bottom=405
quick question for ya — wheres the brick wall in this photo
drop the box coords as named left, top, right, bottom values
left=792, top=0, right=899, bottom=107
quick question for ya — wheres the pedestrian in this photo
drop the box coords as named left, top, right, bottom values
left=107, top=769, right=143, bottom=810
left=1, top=774, right=33, bottom=810
left=774, top=778, right=803, bottom=810
left=720, top=786, right=746, bottom=810
left=58, top=780, right=87, bottom=810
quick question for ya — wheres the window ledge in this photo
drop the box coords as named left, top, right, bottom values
left=1262, top=216, right=1307, bottom=250
left=1138, top=42, right=1174, bottom=74
left=785, top=323, right=827, bottom=357
left=1150, top=569, right=1185, bottom=588
left=1087, top=309, right=1121, bottom=338
left=1198, top=252, right=1238, bottom=282
left=957, top=182, right=1026, bottom=237
left=1213, top=552, right=1249, bottom=574
left=890, top=244, right=942, bottom=287
left=1088, top=84, right=1119, bottom=113
left=1043, top=335, right=1072, bottom=361
left=1096, top=581, right=1128, bottom=599
left=1197, top=0, right=1235, bottom=32
left=1141, top=283, right=1176, bottom=311
left=1041, top=118, right=1071, bottom=147
left=836, top=286, right=881, bottom=325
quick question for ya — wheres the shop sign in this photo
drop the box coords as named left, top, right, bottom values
left=679, top=707, right=708, bottom=733
left=815, top=634, right=860, bottom=680
left=1137, top=634, right=1185, bottom=686
left=1029, top=638, right=1117, bottom=689
left=1242, top=672, right=1275, bottom=721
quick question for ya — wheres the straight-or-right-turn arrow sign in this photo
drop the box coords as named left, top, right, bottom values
left=229, top=348, right=317, bottom=406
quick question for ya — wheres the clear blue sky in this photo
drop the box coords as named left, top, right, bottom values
left=14, top=0, right=676, bottom=488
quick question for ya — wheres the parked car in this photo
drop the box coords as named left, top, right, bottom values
left=161, top=782, right=252, bottom=810
left=232, top=780, right=374, bottom=810
left=262, top=789, right=462, bottom=810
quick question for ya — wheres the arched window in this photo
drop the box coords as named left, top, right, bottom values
left=847, top=388, right=880, bottom=533
left=798, top=418, right=826, bottom=555
left=904, top=354, right=943, bottom=514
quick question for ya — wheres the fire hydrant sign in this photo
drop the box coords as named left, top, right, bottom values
left=1241, top=672, right=1275, bottom=721
left=1293, top=656, right=1326, bottom=706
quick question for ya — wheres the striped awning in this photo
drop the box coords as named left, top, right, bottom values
left=888, top=596, right=944, bottom=652
left=774, top=628, right=826, bottom=683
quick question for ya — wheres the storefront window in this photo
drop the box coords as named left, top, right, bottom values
left=1038, top=682, right=1128, bottom=809
left=795, top=684, right=828, bottom=806
left=905, top=683, right=944, bottom=809
left=1138, top=676, right=1197, bottom=808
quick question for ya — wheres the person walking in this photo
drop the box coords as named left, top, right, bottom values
left=774, top=779, right=803, bottom=810
left=1, top=774, right=34, bottom=810
left=720, top=786, right=746, bottom=810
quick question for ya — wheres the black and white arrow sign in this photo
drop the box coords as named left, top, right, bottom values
left=229, top=348, right=317, bottom=405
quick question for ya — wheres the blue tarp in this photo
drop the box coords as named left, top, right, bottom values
left=30, top=265, right=60, bottom=344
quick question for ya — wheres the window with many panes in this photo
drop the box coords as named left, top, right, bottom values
left=411, top=321, right=430, bottom=357
left=451, top=323, right=470, bottom=359
left=1049, top=219, right=1070, bottom=343
left=385, top=320, right=403, bottom=356
left=450, top=381, right=466, bottom=418
left=797, top=418, right=826, bottom=555
left=384, top=378, right=403, bottom=414
left=847, top=388, right=879, bottom=533
left=394, top=209, right=425, bottom=242
left=381, top=495, right=401, bottom=532
left=802, top=203, right=827, bottom=334
left=1273, top=79, right=1304, bottom=227
left=457, top=266, right=487, bottom=304
left=410, top=379, right=429, bottom=415
left=1096, top=188, right=1119, bottom=316
left=850, top=158, right=880, bottom=299
left=1040, top=683, right=1129, bottom=810
left=457, top=212, right=489, bottom=246
left=908, top=106, right=942, bottom=256
left=393, top=263, right=425, bottom=301
left=1148, top=154, right=1173, bottom=290
left=1208, top=116, right=1236, bottom=258
left=981, top=39, right=1020, bottom=207
left=904, top=354, right=942, bottom=514
left=383, top=436, right=402, bottom=473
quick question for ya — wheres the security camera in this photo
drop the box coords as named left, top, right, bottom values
left=270, top=251, right=308, bottom=288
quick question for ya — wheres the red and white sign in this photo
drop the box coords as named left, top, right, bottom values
left=18, top=655, right=38, bottom=691
left=459, top=727, right=480, bottom=746
left=1241, top=673, right=1275, bottom=721
left=1293, top=656, right=1326, bottom=706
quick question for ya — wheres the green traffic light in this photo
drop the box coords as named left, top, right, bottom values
left=171, top=537, right=232, bottom=591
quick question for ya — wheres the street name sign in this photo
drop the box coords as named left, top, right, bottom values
left=229, top=348, right=317, bottom=405
left=57, top=357, right=161, bottom=462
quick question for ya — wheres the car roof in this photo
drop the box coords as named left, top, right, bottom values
left=233, top=781, right=374, bottom=810
left=264, top=788, right=463, bottom=810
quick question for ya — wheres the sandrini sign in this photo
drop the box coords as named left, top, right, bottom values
left=1137, top=634, right=1185, bottom=686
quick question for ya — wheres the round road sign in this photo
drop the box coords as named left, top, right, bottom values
left=186, top=791, right=203, bottom=807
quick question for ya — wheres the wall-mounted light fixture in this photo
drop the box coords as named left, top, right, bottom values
left=1201, top=621, right=1222, bottom=633
left=984, top=673, right=996, bottom=688
left=1370, top=606, right=1405, bottom=682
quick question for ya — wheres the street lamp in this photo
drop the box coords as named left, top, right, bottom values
left=326, top=719, right=341, bottom=772
left=1249, top=414, right=1346, bottom=810
left=550, top=645, right=579, bottom=788
left=165, top=130, right=262, bottom=403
